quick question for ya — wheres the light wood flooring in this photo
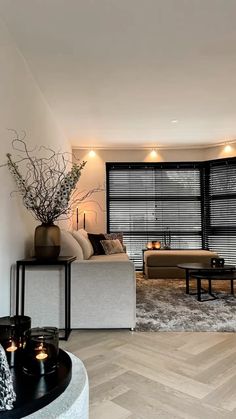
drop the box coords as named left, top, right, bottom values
left=61, top=330, right=236, bottom=419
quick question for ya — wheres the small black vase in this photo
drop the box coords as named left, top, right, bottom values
left=34, top=224, right=60, bottom=260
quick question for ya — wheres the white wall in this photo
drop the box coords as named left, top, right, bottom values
left=0, top=18, right=70, bottom=316
left=73, top=144, right=236, bottom=234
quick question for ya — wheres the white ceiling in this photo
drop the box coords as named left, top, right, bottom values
left=1, top=0, right=236, bottom=148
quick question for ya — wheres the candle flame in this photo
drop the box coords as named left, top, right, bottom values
left=6, top=340, right=17, bottom=352
left=36, top=352, right=48, bottom=360
left=35, top=343, right=48, bottom=360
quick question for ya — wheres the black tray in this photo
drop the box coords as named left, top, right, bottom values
left=0, top=349, right=72, bottom=419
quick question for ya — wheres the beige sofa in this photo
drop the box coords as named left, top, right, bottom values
left=21, top=229, right=136, bottom=330
left=144, top=249, right=218, bottom=279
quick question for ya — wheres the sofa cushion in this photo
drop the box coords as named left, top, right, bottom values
left=104, top=232, right=124, bottom=244
left=145, top=250, right=218, bottom=267
left=90, top=253, right=130, bottom=261
left=104, top=232, right=127, bottom=251
left=60, top=230, right=84, bottom=260
left=88, top=233, right=106, bottom=255
left=100, top=239, right=125, bottom=255
left=78, top=228, right=88, bottom=238
left=71, top=230, right=94, bottom=260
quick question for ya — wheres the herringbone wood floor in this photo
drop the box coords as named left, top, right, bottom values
left=61, top=330, right=236, bottom=418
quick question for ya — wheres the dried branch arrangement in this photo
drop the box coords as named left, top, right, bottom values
left=4, top=131, right=91, bottom=224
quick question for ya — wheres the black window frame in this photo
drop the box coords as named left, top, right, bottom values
left=107, top=162, right=206, bottom=268
left=106, top=157, right=236, bottom=269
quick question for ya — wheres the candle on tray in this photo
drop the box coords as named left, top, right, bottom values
left=0, top=315, right=31, bottom=367
left=22, top=327, right=59, bottom=376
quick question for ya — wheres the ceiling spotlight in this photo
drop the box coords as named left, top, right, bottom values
left=88, top=149, right=96, bottom=157
left=224, top=144, right=232, bottom=153
left=150, top=149, right=158, bottom=158
left=171, top=119, right=179, bottom=124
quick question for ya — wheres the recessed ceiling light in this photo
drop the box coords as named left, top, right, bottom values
left=88, top=150, right=96, bottom=157
left=150, top=149, right=158, bottom=158
left=224, top=144, right=232, bottom=153
left=171, top=119, right=179, bottom=124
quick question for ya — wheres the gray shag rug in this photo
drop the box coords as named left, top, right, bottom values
left=136, top=273, right=236, bottom=332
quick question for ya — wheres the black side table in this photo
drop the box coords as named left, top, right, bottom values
left=15, top=256, right=76, bottom=341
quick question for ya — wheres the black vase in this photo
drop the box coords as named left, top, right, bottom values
left=34, top=224, right=60, bottom=260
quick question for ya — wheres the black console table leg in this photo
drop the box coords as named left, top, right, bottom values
left=197, top=278, right=201, bottom=301
left=67, top=264, right=71, bottom=338
left=64, top=265, right=68, bottom=340
left=16, top=262, right=20, bottom=315
left=21, top=265, right=25, bottom=315
left=64, top=264, right=71, bottom=341
left=231, top=279, right=234, bottom=295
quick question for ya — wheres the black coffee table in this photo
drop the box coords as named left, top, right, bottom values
left=178, top=263, right=236, bottom=301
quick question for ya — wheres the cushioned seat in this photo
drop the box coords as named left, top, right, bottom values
left=144, top=250, right=218, bottom=279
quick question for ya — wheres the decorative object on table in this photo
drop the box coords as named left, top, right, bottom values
left=0, top=344, right=16, bottom=411
left=3, top=132, right=87, bottom=259
left=211, top=257, right=225, bottom=267
left=146, top=241, right=161, bottom=250
left=22, top=327, right=59, bottom=376
left=163, top=227, right=171, bottom=249
left=0, top=315, right=31, bottom=367
left=34, top=223, right=61, bottom=260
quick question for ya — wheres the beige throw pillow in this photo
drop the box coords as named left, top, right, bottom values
left=71, top=230, right=94, bottom=260
left=60, top=230, right=84, bottom=260
left=100, top=239, right=125, bottom=255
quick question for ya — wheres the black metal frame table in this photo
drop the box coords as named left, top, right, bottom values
left=178, top=263, right=235, bottom=302
left=15, top=256, right=76, bottom=340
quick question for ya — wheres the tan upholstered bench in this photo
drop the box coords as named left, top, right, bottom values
left=144, top=250, right=218, bottom=279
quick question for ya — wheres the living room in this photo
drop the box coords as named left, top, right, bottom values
left=1, top=1, right=236, bottom=418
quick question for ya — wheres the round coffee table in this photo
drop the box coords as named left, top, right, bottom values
left=178, top=263, right=235, bottom=301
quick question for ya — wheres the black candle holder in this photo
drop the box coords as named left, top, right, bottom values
left=22, top=327, right=59, bottom=376
left=0, top=316, right=31, bottom=368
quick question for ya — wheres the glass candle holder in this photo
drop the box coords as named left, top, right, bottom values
left=22, top=327, right=59, bottom=376
left=146, top=242, right=153, bottom=249
left=0, top=316, right=31, bottom=367
left=154, top=241, right=161, bottom=249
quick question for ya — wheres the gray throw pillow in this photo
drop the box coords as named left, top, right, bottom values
left=100, top=239, right=125, bottom=255
left=104, top=232, right=123, bottom=244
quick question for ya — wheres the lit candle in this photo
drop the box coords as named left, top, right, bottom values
left=35, top=343, right=48, bottom=360
left=76, top=207, right=79, bottom=230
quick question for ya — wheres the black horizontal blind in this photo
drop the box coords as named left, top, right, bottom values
left=208, top=159, right=236, bottom=265
left=107, top=163, right=203, bottom=268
